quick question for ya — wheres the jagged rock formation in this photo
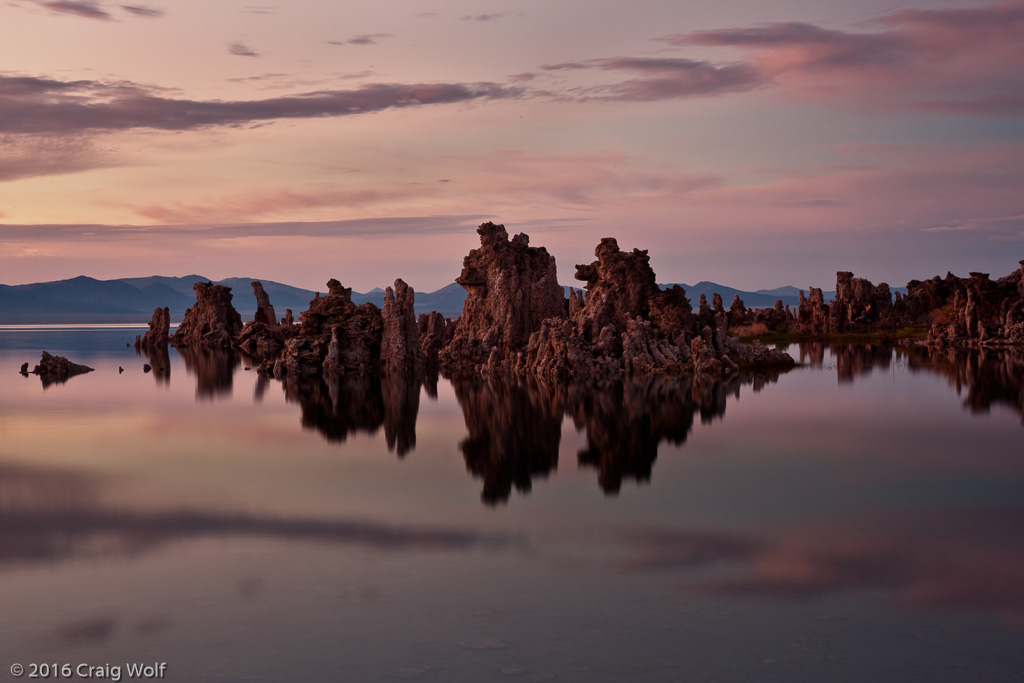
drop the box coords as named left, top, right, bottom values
left=830, top=271, right=893, bottom=332
left=418, top=312, right=455, bottom=370
left=509, top=235, right=792, bottom=379
left=790, top=272, right=894, bottom=335
left=918, top=264, right=1024, bottom=347
left=381, top=278, right=424, bottom=375
left=172, top=282, right=243, bottom=348
left=274, top=279, right=383, bottom=378
left=440, top=222, right=564, bottom=373
left=135, top=307, right=169, bottom=348
left=30, top=351, right=94, bottom=386
left=728, top=295, right=748, bottom=328
left=797, top=288, right=828, bottom=333
left=143, top=222, right=806, bottom=381
left=251, top=280, right=278, bottom=327
left=784, top=263, right=1024, bottom=346
left=235, top=281, right=294, bottom=355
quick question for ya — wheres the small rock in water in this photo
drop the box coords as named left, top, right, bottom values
left=119, top=366, right=124, bottom=374
left=29, top=351, right=94, bottom=385
left=143, top=363, right=152, bottom=373
left=20, top=362, right=29, bottom=375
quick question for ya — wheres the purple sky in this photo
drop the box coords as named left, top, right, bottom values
left=1, top=0, right=1021, bottom=292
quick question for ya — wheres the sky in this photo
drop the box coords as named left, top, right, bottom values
left=1, top=0, right=1022, bottom=293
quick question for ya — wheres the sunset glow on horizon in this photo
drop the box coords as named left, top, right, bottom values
left=2, top=0, right=1022, bottom=293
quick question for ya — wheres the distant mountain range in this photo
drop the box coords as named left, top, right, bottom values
left=0, top=275, right=468, bottom=323
left=0, top=275, right=904, bottom=324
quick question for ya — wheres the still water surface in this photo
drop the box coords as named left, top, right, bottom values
left=1, top=327, right=1022, bottom=682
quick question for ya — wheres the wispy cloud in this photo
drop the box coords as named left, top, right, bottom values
left=333, top=33, right=392, bottom=46
left=228, top=42, right=260, bottom=57
left=133, top=187, right=428, bottom=224
left=462, top=13, right=505, bottom=22
left=542, top=56, right=764, bottom=101
left=120, top=4, right=162, bottom=17
left=0, top=73, right=520, bottom=135
left=0, top=134, right=110, bottom=181
left=35, top=0, right=112, bottom=20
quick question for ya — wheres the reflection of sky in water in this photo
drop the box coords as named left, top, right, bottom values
left=1, top=329, right=1023, bottom=681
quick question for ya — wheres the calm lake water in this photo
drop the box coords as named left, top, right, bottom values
left=1, top=327, right=1022, bottom=682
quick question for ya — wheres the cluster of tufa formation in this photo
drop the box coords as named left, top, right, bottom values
left=909, top=265, right=1024, bottom=347
left=775, top=261, right=1024, bottom=347
left=144, top=222, right=795, bottom=381
left=444, top=226, right=794, bottom=379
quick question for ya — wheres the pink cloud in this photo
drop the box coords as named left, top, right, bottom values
left=133, top=187, right=427, bottom=224
left=125, top=149, right=722, bottom=225
left=665, top=1, right=1024, bottom=115
left=441, top=149, right=722, bottom=209
left=542, top=56, right=764, bottom=101
left=690, top=142, right=1024, bottom=237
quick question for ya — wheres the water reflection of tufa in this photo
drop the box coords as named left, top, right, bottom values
left=177, top=346, right=240, bottom=399
left=281, top=373, right=421, bottom=456
left=799, top=343, right=1024, bottom=421
left=453, top=369, right=790, bottom=504
left=136, top=343, right=171, bottom=384
left=908, top=346, right=1024, bottom=422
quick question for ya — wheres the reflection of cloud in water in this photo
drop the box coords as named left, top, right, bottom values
left=617, top=506, right=1024, bottom=624
left=0, top=463, right=518, bottom=567
left=51, top=616, right=119, bottom=646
